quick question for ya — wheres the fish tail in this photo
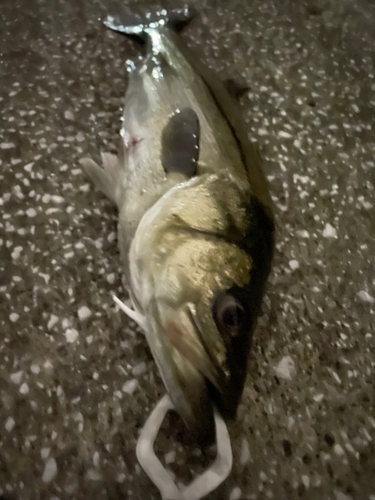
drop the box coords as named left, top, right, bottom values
left=103, top=6, right=195, bottom=42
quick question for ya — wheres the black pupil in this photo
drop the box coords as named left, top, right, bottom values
left=223, top=306, right=241, bottom=327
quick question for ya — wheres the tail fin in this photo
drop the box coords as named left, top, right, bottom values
left=103, top=6, right=195, bottom=42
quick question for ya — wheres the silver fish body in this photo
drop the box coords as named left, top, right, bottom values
left=81, top=8, right=275, bottom=440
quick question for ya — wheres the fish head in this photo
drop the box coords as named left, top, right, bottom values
left=129, top=175, right=274, bottom=440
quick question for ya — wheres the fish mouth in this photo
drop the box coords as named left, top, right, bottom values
left=147, top=303, right=228, bottom=443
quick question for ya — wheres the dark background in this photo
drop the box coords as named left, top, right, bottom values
left=0, top=0, right=374, bottom=499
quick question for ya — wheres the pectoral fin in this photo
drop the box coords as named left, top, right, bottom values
left=80, top=152, right=123, bottom=205
left=161, top=107, right=200, bottom=178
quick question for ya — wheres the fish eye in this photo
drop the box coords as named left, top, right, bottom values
left=213, top=293, right=244, bottom=338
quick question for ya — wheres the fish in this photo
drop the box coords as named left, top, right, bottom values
left=80, top=6, right=275, bottom=441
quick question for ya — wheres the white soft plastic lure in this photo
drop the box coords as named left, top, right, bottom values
left=136, top=395, right=233, bottom=500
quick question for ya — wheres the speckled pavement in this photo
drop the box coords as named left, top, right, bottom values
left=1, top=0, right=374, bottom=499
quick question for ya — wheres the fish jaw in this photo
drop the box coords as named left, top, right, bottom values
left=139, top=277, right=256, bottom=438
left=144, top=309, right=216, bottom=442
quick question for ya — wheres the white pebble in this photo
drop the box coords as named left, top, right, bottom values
left=259, top=471, right=267, bottom=481
left=11, top=246, right=23, bottom=259
left=86, top=469, right=101, bottom=481
left=322, top=223, right=337, bottom=238
left=47, top=208, right=59, bottom=215
left=20, top=383, right=29, bottom=395
left=5, top=417, right=16, bottom=432
left=24, top=162, right=34, bottom=172
left=357, top=291, right=375, bottom=304
left=114, top=390, right=122, bottom=400
left=335, top=492, right=353, bottom=500
left=26, top=208, right=37, bottom=218
left=51, top=195, right=64, bottom=204
left=107, top=273, right=116, bottom=284
left=78, top=306, right=92, bottom=320
left=9, top=312, right=19, bottom=322
left=359, top=199, right=372, bottom=210
left=108, top=232, right=116, bottom=243
left=10, top=370, right=23, bottom=384
left=278, top=130, right=292, bottom=139
left=47, top=314, right=59, bottom=329
left=329, top=369, right=342, bottom=385
left=132, top=362, right=147, bottom=376
left=39, top=273, right=50, bottom=284
left=122, top=379, right=139, bottom=394
left=294, top=174, right=310, bottom=184
left=302, top=475, right=310, bottom=488
left=42, top=457, right=57, bottom=483
left=362, top=426, right=372, bottom=442
left=240, top=438, right=251, bottom=465
left=334, top=444, right=345, bottom=456
left=229, top=487, right=242, bottom=500
left=165, top=451, right=176, bottom=464
left=65, top=328, right=79, bottom=343
left=313, top=393, right=324, bottom=403
left=289, top=260, right=299, bottom=270
left=62, top=318, right=71, bottom=329
left=41, top=447, right=51, bottom=459
left=93, top=451, right=100, bottom=468
left=296, top=230, right=309, bottom=238
left=44, top=360, right=53, bottom=369
left=64, top=110, right=75, bottom=121
left=117, top=472, right=126, bottom=483
left=274, top=356, right=295, bottom=380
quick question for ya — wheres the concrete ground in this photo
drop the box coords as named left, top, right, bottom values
left=1, top=0, right=374, bottom=499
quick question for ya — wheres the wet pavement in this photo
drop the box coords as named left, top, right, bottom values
left=1, top=0, right=375, bottom=499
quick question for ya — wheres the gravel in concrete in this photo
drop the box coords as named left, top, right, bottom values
left=1, top=0, right=374, bottom=499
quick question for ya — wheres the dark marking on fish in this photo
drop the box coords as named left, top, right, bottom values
left=161, top=107, right=200, bottom=178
